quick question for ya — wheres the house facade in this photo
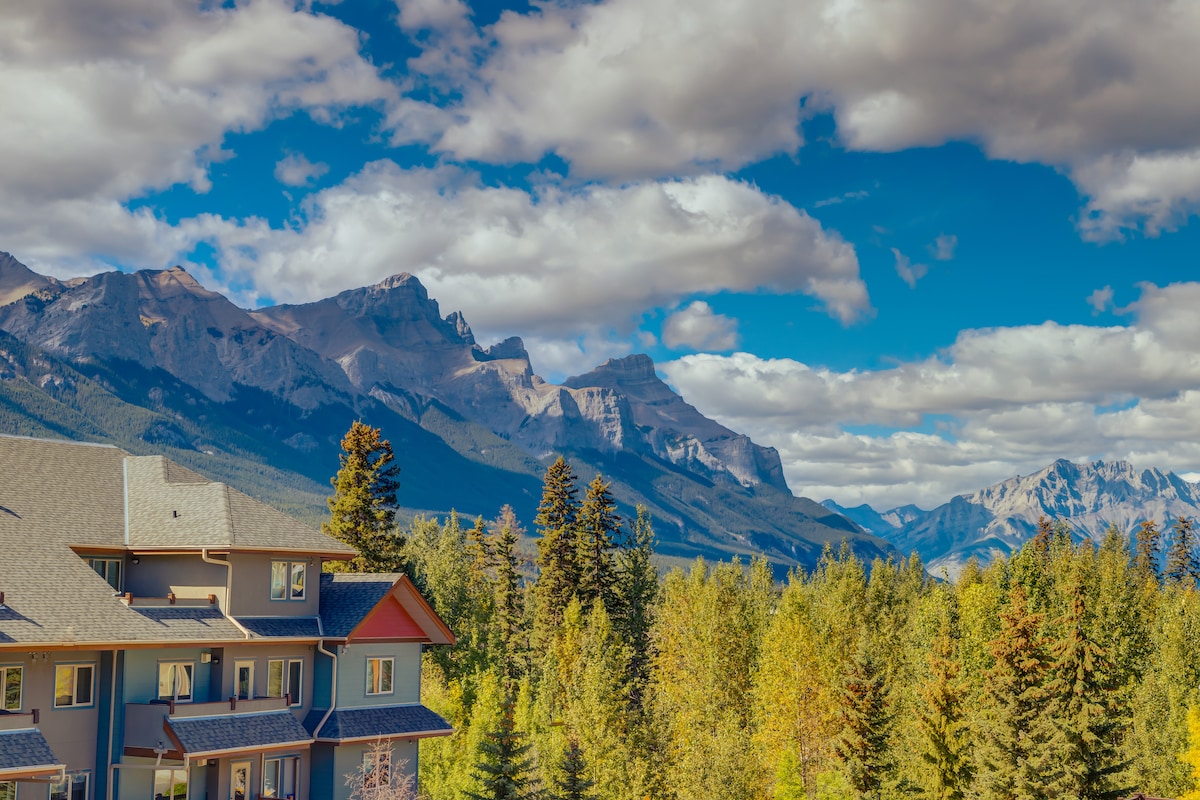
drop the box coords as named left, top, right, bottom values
left=0, top=435, right=454, bottom=800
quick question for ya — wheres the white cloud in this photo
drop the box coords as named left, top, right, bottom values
left=891, top=248, right=927, bottom=288
left=0, top=0, right=393, bottom=266
left=397, top=0, right=1200, bottom=234
left=181, top=163, right=868, bottom=366
left=274, top=153, right=330, bottom=187
left=659, top=281, right=1200, bottom=507
left=662, top=301, right=740, bottom=351
left=929, top=234, right=957, bottom=261
left=1087, top=285, right=1114, bottom=315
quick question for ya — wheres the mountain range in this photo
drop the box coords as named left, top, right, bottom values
left=0, top=251, right=891, bottom=571
left=824, top=458, right=1200, bottom=574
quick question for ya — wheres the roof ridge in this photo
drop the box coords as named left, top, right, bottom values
left=0, top=433, right=122, bottom=450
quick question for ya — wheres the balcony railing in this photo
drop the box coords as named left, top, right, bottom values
left=120, top=593, right=219, bottom=608
left=124, top=696, right=292, bottom=751
left=0, top=710, right=40, bottom=732
left=168, top=696, right=291, bottom=718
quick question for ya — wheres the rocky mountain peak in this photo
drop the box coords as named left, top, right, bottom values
left=0, top=252, right=55, bottom=307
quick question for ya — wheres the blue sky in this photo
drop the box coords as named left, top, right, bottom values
left=5, top=0, right=1200, bottom=509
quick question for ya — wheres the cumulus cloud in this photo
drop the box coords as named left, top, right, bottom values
left=660, top=281, right=1200, bottom=507
left=929, top=234, right=957, bottom=261
left=274, top=153, right=330, bottom=187
left=182, top=163, right=868, bottom=352
left=0, top=0, right=393, bottom=267
left=1087, top=285, right=1114, bottom=315
left=662, top=301, right=740, bottom=351
left=398, top=0, right=1200, bottom=234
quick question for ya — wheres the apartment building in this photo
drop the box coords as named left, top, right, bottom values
left=0, top=435, right=454, bottom=800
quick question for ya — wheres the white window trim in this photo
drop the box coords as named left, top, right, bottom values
left=0, top=665, right=22, bottom=712
left=363, top=748, right=392, bottom=789
left=86, top=557, right=122, bottom=592
left=152, top=768, right=188, bottom=800
left=262, top=755, right=299, bottom=799
left=267, top=658, right=303, bottom=706
left=234, top=660, right=255, bottom=700
left=157, top=661, right=196, bottom=703
left=270, top=561, right=306, bottom=601
left=53, top=663, right=95, bottom=709
left=50, top=770, right=88, bottom=800
left=230, top=760, right=252, bottom=800
left=365, top=657, right=395, bottom=696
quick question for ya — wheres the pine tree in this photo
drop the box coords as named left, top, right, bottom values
left=975, top=584, right=1053, bottom=800
left=1165, top=516, right=1200, bottom=585
left=1031, top=515, right=1054, bottom=555
left=916, top=624, right=971, bottom=800
left=551, top=738, right=595, bottom=800
left=1043, top=581, right=1129, bottom=800
left=615, top=505, right=658, bottom=711
left=323, top=420, right=403, bottom=572
left=492, top=505, right=527, bottom=683
left=835, top=639, right=893, bottom=799
left=1135, top=520, right=1162, bottom=581
left=533, top=456, right=581, bottom=647
left=576, top=474, right=620, bottom=614
left=465, top=693, right=538, bottom=800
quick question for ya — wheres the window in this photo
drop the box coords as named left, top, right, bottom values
left=54, top=664, right=94, bottom=708
left=0, top=781, right=15, bottom=800
left=230, top=762, right=251, bottom=800
left=0, top=666, right=21, bottom=711
left=268, top=658, right=303, bottom=706
left=262, top=756, right=298, bottom=799
left=152, top=769, right=187, bottom=800
left=50, top=771, right=87, bottom=800
left=157, top=662, right=194, bottom=702
left=235, top=660, right=255, bottom=700
left=87, top=558, right=122, bottom=592
left=366, top=657, right=394, bottom=696
left=270, top=561, right=306, bottom=600
left=363, top=749, right=391, bottom=789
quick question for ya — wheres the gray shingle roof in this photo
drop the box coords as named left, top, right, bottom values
left=0, top=728, right=62, bottom=771
left=0, top=435, right=351, bottom=647
left=303, top=705, right=452, bottom=741
left=318, top=574, right=403, bottom=638
left=235, top=617, right=322, bottom=638
left=166, top=710, right=312, bottom=756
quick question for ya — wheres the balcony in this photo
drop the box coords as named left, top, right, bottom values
left=119, top=592, right=219, bottom=608
left=0, top=709, right=40, bottom=732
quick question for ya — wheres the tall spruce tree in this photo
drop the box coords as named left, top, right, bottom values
left=576, top=474, right=621, bottom=614
left=551, top=738, right=596, bottom=800
left=1044, top=581, right=1129, bottom=800
left=491, top=505, right=527, bottom=683
left=323, top=420, right=403, bottom=572
left=533, top=456, right=582, bottom=648
left=1135, top=520, right=1162, bottom=581
left=615, top=505, right=658, bottom=711
left=465, top=693, right=539, bottom=800
left=975, top=584, right=1053, bottom=800
left=916, top=625, right=971, bottom=800
left=1166, top=516, right=1200, bottom=585
left=835, top=639, right=893, bottom=799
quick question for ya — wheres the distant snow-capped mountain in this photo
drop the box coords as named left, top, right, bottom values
left=823, top=458, right=1200, bottom=575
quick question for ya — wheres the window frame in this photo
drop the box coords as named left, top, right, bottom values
left=53, top=663, right=95, bottom=709
left=156, top=661, right=196, bottom=703
left=151, top=768, right=187, bottom=800
left=270, top=560, right=306, bottom=601
left=86, top=557, right=123, bottom=592
left=49, top=770, right=88, bottom=800
left=0, top=665, right=22, bottom=712
left=234, top=659, right=255, bottom=701
left=365, top=657, right=395, bottom=696
left=363, top=748, right=392, bottom=790
left=0, top=780, right=15, bottom=800
left=267, top=658, right=303, bottom=706
left=262, top=755, right=299, bottom=799
left=230, top=761, right=252, bottom=800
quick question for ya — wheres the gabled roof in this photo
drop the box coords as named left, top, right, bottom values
left=0, top=435, right=351, bottom=647
left=319, top=573, right=454, bottom=644
left=165, top=710, right=312, bottom=758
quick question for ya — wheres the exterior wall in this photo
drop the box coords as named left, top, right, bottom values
left=226, top=555, right=319, bottom=619
left=329, top=740, right=418, bottom=800
left=334, top=643, right=421, bottom=708
left=123, top=648, right=215, bottom=705
left=215, top=644, right=316, bottom=715
left=203, top=751, right=310, bottom=800
left=124, top=555, right=227, bottom=605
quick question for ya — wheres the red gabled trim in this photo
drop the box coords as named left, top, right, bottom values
left=345, top=575, right=455, bottom=646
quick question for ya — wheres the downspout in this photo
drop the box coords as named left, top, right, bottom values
left=313, top=640, right=338, bottom=739
left=202, top=549, right=251, bottom=639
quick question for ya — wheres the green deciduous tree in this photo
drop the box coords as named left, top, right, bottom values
left=323, top=420, right=403, bottom=572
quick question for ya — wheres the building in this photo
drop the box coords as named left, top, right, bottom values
left=0, top=435, right=454, bottom=800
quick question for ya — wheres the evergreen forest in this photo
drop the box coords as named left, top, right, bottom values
left=326, top=426, right=1200, bottom=800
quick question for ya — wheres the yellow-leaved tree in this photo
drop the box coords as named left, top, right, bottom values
left=1181, top=704, right=1200, bottom=800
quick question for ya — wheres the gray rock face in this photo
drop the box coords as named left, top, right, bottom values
left=852, top=458, right=1200, bottom=575
left=0, top=251, right=56, bottom=307
left=0, top=266, right=354, bottom=408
